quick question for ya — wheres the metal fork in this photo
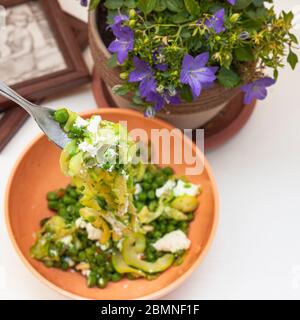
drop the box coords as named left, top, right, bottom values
left=0, top=81, right=70, bottom=149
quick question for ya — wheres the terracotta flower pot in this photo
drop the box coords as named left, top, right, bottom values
left=88, top=8, right=244, bottom=129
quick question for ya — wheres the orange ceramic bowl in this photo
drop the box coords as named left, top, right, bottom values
left=5, top=108, right=219, bottom=300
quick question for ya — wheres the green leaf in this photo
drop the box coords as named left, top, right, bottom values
left=289, top=33, right=299, bottom=44
left=112, top=85, right=130, bottom=96
left=154, top=0, right=167, bottom=12
left=107, top=54, right=118, bottom=68
left=235, top=0, right=252, bottom=10
left=166, top=0, right=184, bottom=13
left=183, top=0, right=200, bottom=16
left=252, top=0, right=264, bottom=7
left=124, top=0, right=137, bottom=8
left=180, top=85, right=193, bottom=103
left=104, top=0, right=124, bottom=10
left=137, top=0, right=157, bottom=14
left=287, top=50, right=298, bottom=70
left=171, top=10, right=190, bottom=23
left=89, top=0, right=101, bottom=10
left=217, top=68, right=241, bottom=88
left=234, top=46, right=255, bottom=62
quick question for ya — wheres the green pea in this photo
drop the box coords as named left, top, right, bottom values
left=63, top=196, right=76, bottom=205
left=187, top=213, right=194, bottom=221
left=144, top=172, right=153, bottom=182
left=162, top=167, right=174, bottom=176
left=111, top=273, right=122, bottom=282
left=68, top=246, right=77, bottom=255
left=48, top=201, right=58, bottom=211
left=147, top=190, right=156, bottom=200
left=87, top=272, right=98, bottom=288
left=44, top=260, right=53, bottom=268
left=179, top=221, right=188, bottom=233
left=149, top=200, right=158, bottom=212
left=60, top=261, right=69, bottom=270
left=138, top=192, right=147, bottom=202
left=85, top=248, right=94, bottom=258
left=106, top=262, right=114, bottom=273
left=70, top=126, right=84, bottom=136
left=54, top=108, right=69, bottom=124
left=151, top=182, right=159, bottom=190
left=153, top=231, right=162, bottom=239
left=135, top=202, right=144, bottom=212
left=97, top=267, right=105, bottom=275
left=155, top=176, right=166, bottom=187
left=68, top=189, right=79, bottom=199
left=58, top=207, right=67, bottom=218
left=167, top=224, right=176, bottom=233
left=96, top=254, right=105, bottom=264
left=98, top=277, right=108, bottom=288
left=47, top=192, right=58, bottom=201
left=146, top=254, right=155, bottom=262
left=78, top=251, right=86, bottom=261
left=142, top=182, right=151, bottom=191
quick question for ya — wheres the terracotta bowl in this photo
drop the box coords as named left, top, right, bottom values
left=5, top=108, right=219, bottom=300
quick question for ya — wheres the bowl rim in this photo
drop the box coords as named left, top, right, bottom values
left=5, top=108, right=219, bottom=300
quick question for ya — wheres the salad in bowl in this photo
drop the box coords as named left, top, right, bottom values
left=30, top=109, right=201, bottom=289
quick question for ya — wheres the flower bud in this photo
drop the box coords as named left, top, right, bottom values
left=230, top=13, right=240, bottom=23
left=129, top=9, right=136, bottom=19
left=120, top=72, right=128, bottom=80
left=239, top=31, right=250, bottom=40
left=129, top=20, right=136, bottom=28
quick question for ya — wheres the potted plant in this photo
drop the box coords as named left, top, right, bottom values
left=86, top=0, right=298, bottom=129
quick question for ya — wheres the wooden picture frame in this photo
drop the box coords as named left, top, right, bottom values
left=0, top=0, right=90, bottom=110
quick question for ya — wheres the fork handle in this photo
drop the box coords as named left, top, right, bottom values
left=0, top=81, right=38, bottom=116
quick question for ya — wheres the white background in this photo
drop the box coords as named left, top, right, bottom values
left=1, top=0, right=300, bottom=300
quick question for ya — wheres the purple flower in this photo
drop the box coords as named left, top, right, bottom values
left=80, top=0, right=88, bottom=6
left=129, top=57, right=157, bottom=98
left=205, top=8, right=226, bottom=34
left=108, top=15, right=134, bottom=64
left=227, top=0, right=236, bottom=5
left=156, top=63, right=168, bottom=71
left=146, top=91, right=181, bottom=112
left=153, top=47, right=169, bottom=71
left=180, top=53, right=217, bottom=98
left=241, top=77, right=276, bottom=104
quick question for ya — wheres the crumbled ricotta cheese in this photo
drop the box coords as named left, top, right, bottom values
left=64, top=257, right=75, bottom=267
left=75, top=217, right=102, bottom=241
left=173, top=180, right=200, bottom=197
left=75, top=217, right=86, bottom=229
left=81, top=269, right=91, bottom=277
left=135, top=183, right=142, bottom=195
left=152, top=230, right=191, bottom=253
left=87, top=116, right=101, bottom=135
left=78, top=140, right=99, bottom=158
left=96, top=242, right=110, bottom=251
left=155, top=180, right=176, bottom=198
left=59, top=235, right=73, bottom=246
left=74, top=116, right=88, bottom=128
left=49, top=249, right=58, bottom=257
left=86, top=223, right=102, bottom=241
left=116, top=239, right=124, bottom=251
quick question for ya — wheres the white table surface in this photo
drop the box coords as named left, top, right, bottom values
left=1, top=0, right=300, bottom=300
